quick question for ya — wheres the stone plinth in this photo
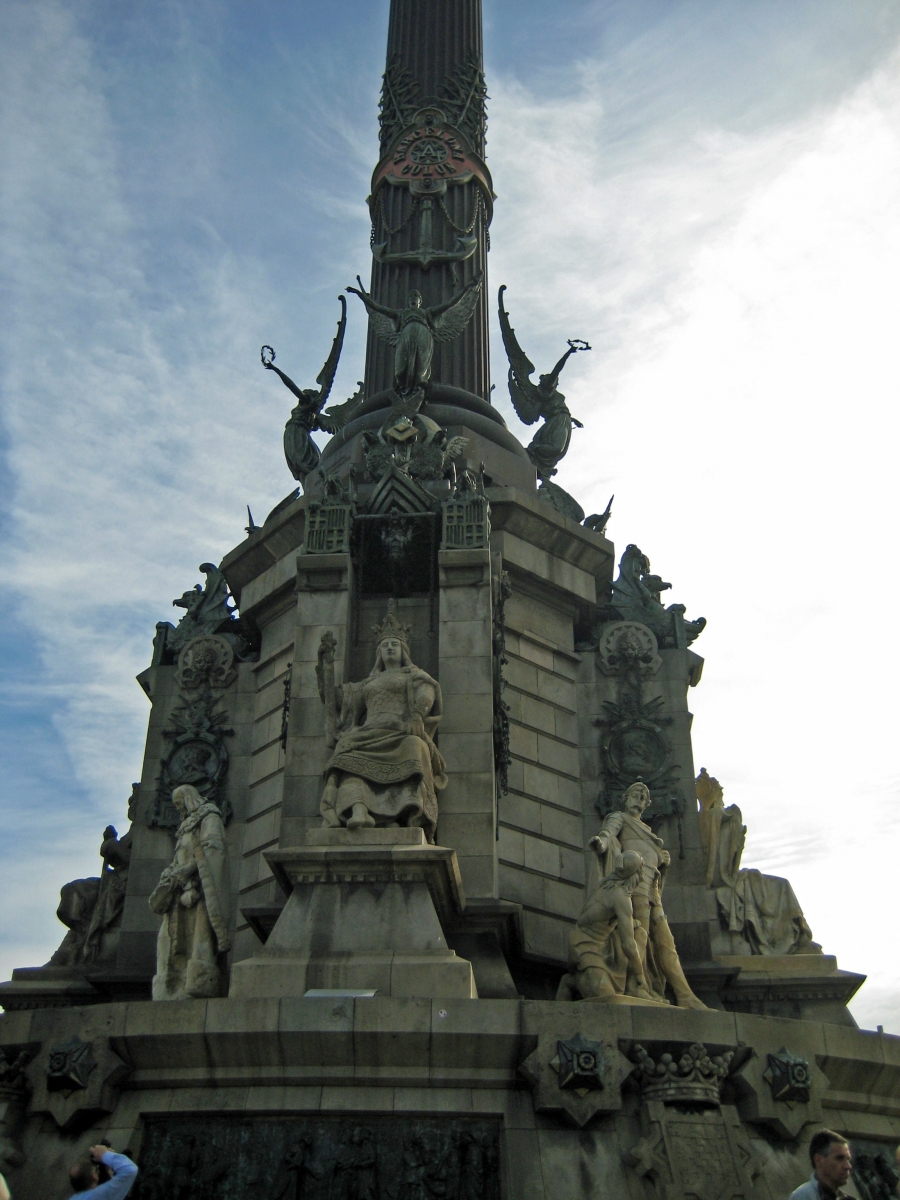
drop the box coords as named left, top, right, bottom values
left=229, top=829, right=477, bottom=1000
left=717, top=953, right=865, bottom=1026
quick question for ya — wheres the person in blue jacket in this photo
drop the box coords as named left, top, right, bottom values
left=68, top=1145, right=138, bottom=1198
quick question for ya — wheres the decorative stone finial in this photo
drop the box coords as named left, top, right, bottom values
left=372, top=599, right=411, bottom=650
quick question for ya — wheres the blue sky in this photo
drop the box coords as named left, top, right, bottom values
left=3, top=0, right=900, bottom=1026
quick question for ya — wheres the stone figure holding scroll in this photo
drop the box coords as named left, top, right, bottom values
left=317, top=602, right=447, bottom=842
left=149, top=784, right=231, bottom=1001
left=592, top=781, right=705, bottom=1009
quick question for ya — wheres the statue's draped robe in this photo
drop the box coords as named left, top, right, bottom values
left=526, top=392, right=574, bottom=477
left=283, top=404, right=322, bottom=480
left=321, top=666, right=447, bottom=843
left=149, top=802, right=231, bottom=1000
left=700, top=801, right=816, bottom=955
left=394, top=309, right=434, bottom=391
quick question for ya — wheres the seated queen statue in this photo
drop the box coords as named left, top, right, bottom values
left=317, top=601, right=447, bottom=842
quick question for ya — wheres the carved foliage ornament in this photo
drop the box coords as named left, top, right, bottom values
left=595, top=621, right=684, bottom=849
left=149, top=634, right=235, bottom=830
left=598, top=621, right=661, bottom=677
left=176, top=635, right=235, bottom=691
left=378, top=49, right=489, bottom=158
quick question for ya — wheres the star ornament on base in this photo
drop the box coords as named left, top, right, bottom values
left=520, top=1027, right=632, bottom=1127
left=551, top=1032, right=606, bottom=1096
left=729, top=1043, right=827, bottom=1140
left=763, top=1048, right=812, bottom=1103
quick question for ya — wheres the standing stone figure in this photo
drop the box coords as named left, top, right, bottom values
left=347, top=274, right=483, bottom=396
left=149, top=785, right=231, bottom=1000
left=592, top=781, right=705, bottom=1009
left=556, top=849, right=653, bottom=1002
left=318, top=602, right=447, bottom=843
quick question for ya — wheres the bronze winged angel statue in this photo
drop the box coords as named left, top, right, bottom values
left=260, top=295, right=364, bottom=483
left=497, top=285, right=590, bottom=481
left=347, top=274, right=483, bottom=396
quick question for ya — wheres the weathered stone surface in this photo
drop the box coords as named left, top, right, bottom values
left=25, top=1036, right=128, bottom=1132
left=230, top=835, right=475, bottom=1000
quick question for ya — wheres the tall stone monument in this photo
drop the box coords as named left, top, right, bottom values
left=1, top=4, right=896, bottom=1199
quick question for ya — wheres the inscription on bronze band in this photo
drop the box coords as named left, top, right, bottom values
left=134, top=1114, right=501, bottom=1200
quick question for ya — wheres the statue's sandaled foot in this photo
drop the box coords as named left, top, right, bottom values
left=626, top=979, right=653, bottom=1001
left=674, top=991, right=707, bottom=1010
left=347, top=803, right=376, bottom=830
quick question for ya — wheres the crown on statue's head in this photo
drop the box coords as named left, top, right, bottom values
left=373, top=599, right=411, bottom=650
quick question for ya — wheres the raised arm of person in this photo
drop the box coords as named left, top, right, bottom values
left=88, top=1147, right=138, bottom=1199
left=346, top=276, right=398, bottom=319
left=0, top=1170, right=11, bottom=1200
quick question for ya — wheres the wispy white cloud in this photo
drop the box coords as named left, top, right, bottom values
left=487, top=42, right=900, bottom=1023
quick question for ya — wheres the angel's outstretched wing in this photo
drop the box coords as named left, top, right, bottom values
left=431, top=282, right=483, bottom=344
left=497, top=286, right=544, bottom=426
left=313, top=295, right=348, bottom=408
left=319, top=385, right=367, bottom=435
left=368, top=310, right=400, bottom=346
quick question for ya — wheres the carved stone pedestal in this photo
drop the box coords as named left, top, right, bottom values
left=229, top=829, right=477, bottom=999
left=717, top=954, right=865, bottom=1026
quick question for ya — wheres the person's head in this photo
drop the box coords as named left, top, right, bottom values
left=623, top=782, right=651, bottom=817
left=69, top=1157, right=100, bottom=1192
left=809, top=1131, right=851, bottom=1189
left=406, top=290, right=423, bottom=309
left=379, top=636, right=404, bottom=670
left=172, top=784, right=203, bottom=818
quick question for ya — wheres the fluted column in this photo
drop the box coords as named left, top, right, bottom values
left=364, top=0, right=492, bottom=402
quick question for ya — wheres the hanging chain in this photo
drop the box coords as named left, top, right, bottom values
left=370, top=189, right=420, bottom=247
left=369, top=187, right=491, bottom=251
left=437, top=190, right=482, bottom=236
